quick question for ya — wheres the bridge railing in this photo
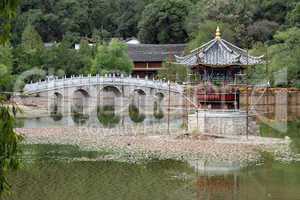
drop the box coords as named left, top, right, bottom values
left=23, top=74, right=183, bottom=94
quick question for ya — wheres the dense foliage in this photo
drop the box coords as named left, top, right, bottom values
left=0, top=45, right=13, bottom=94
left=0, top=100, right=23, bottom=195
left=157, top=62, right=189, bottom=83
left=0, top=0, right=20, bottom=43
left=91, top=39, right=133, bottom=75
left=0, top=0, right=298, bottom=93
left=8, top=0, right=298, bottom=46
left=138, top=0, right=191, bottom=44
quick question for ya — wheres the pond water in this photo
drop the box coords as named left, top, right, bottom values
left=7, top=105, right=300, bottom=199
left=16, top=105, right=182, bottom=130
left=4, top=142, right=300, bottom=200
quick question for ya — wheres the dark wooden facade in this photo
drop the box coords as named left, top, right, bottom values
left=127, top=43, right=186, bottom=78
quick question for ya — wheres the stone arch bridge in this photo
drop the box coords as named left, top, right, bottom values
left=23, top=75, right=184, bottom=116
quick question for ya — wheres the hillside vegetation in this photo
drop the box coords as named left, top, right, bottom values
left=0, top=0, right=298, bottom=92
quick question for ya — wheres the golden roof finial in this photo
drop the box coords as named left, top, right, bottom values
left=215, top=26, right=221, bottom=40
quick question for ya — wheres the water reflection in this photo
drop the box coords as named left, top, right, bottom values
left=97, top=105, right=120, bottom=127
left=197, top=174, right=239, bottom=199
left=5, top=144, right=300, bottom=200
left=16, top=112, right=185, bottom=129
left=50, top=104, right=63, bottom=121
left=71, top=105, right=89, bottom=125
left=154, top=93, right=165, bottom=120
left=6, top=146, right=196, bottom=200
left=50, top=92, right=63, bottom=121
left=154, top=101, right=164, bottom=119
left=129, top=104, right=145, bottom=123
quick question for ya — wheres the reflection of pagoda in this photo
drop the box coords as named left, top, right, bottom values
left=175, top=27, right=264, bottom=109
left=196, top=174, right=240, bottom=200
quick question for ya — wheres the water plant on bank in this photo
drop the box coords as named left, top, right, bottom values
left=0, top=98, right=23, bottom=195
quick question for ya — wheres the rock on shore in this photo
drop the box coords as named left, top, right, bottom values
left=16, top=127, right=292, bottom=168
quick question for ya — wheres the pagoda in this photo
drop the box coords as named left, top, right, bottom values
left=175, top=27, right=264, bottom=109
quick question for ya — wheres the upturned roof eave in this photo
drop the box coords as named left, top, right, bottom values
left=175, top=38, right=265, bottom=66
left=190, top=63, right=258, bottom=68
left=173, top=61, right=262, bottom=67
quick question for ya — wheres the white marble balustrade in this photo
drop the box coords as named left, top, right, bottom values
left=24, top=74, right=183, bottom=94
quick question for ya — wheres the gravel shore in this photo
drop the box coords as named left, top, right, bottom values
left=16, top=127, right=292, bottom=168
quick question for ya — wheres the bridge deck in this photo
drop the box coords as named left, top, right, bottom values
left=23, top=75, right=183, bottom=94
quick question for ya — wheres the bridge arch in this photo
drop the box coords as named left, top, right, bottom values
left=98, top=86, right=122, bottom=106
left=71, top=89, right=90, bottom=125
left=97, top=85, right=121, bottom=127
left=72, top=89, right=90, bottom=113
left=132, top=89, right=146, bottom=96
left=53, top=92, right=63, bottom=107
left=22, top=75, right=184, bottom=117
left=50, top=92, right=63, bottom=121
left=130, top=89, right=146, bottom=108
left=128, top=88, right=147, bottom=123
left=53, top=92, right=63, bottom=102
left=101, top=86, right=122, bottom=97
left=155, top=92, right=164, bottom=100
left=153, top=92, right=165, bottom=119
left=74, top=89, right=90, bottom=97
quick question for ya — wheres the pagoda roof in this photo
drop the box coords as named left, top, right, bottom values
left=175, top=27, right=264, bottom=67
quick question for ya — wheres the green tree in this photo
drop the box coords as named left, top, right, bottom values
left=0, top=100, right=23, bottom=196
left=0, top=1, right=22, bottom=197
left=78, top=39, right=95, bottom=74
left=157, top=62, right=188, bottom=83
left=187, top=21, right=235, bottom=51
left=21, top=24, right=44, bottom=50
left=110, top=0, right=149, bottom=39
left=13, top=24, right=44, bottom=75
left=0, top=45, right=14, bottom=94
left=138, top=0, right=191, bottom=44
left=247, top=42, right=269, bottom=84
left=256, top=0, right=297, bottom=24
left=40, top=34, right=93, bottom=77
left=248, top=27, right=300, bottom=87
left=184, top=0, right=209, bottom=34
left=11, top=0, right=151, bottom=43
left=287, top=3, right=300, bottom=27
left=267, top=28, right=300, bottom=87
left=91, top=39, right=133, bottom=74
left=0, top=0, right=20, bottom=43
left=247, top=20, right=279, bottom=43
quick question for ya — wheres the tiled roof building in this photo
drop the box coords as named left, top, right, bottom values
left=127, top=43, right=186, bottom=78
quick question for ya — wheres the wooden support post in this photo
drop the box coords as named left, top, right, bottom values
left=167, top=81, right=171, bottom=134
left=246, top=46, right=250, bottom=139
left=246, top=85, right=249, bottom=139
left=196, top=109, right=199, bottom=130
